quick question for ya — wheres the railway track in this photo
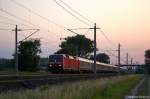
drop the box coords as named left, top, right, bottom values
left=0, top=73, right=118, bottom=93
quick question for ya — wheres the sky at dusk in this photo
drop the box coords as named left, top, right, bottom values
left=0, top=0, right=150, bottom=64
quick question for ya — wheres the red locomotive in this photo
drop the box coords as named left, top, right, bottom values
left=49, top=54, right=119, bottom=73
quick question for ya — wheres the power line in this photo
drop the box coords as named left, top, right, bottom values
left=67, top=29, right=79, bottom=35
left=10, top=0, right=80, bottom=35
left=11, top=0, right=116, bottom=47
left=53, top=0, right=91, bottom=26
left=0, top=28, right=12, bottom=30
left=98, top=28, right=116, bottom=46
left=20, top=29, right=40, bottom=41
left=83, top=28, right=90, bottom=35
left=11, top=0, right=67, bottom=29
left=0, top=15, right=34, bottom=28
left=56, top=0, right=116, bottom=48
left=0, top=21, right=16, bottom=25
left=58, top=0, right=94, bottom=24
left=0, top=8, right=39, bottom=28
left=10, top=0, right=122, bottom=60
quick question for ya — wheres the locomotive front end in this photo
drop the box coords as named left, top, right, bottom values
left=49, top=54, right=63, bottom=73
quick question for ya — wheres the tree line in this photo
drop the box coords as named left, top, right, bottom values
left=9, top=35, right=149, bottom=73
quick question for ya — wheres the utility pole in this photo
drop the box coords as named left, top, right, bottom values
left=12, top=25, right=39, bottom=74
left=67, top=23, right=100, bottom=75
left=93, top=23, right=97, bottom=75
left=131, top=58, right=133, bottom=65
left=118, top=43, right=121, bottom=67
left=90, top=23, right=100, bottom=75
left=118, top=43, right=121, bottom=74
left=126, top=53, right=129, bottom=65
left=126, top=53, right=129, bottom=69
left=13, top=25, right=22, bottom=74
left=15, top=25, right=18, bottom=74
left=130, top=58, right=133, bottom=70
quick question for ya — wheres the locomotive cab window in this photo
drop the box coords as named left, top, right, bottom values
left=49, top=55, right=63, bottom=63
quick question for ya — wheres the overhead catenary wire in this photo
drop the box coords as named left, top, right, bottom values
left=10, top=0, right=80, bottom=35
left=52, top=0, right=120, bottom=64
left=55, top=0, right=116, bottom=48
left=11, top=0, right=67, bottom=29
left=53, top=0, right=91, bottom=26
left=58, top=0, right=94, bottom=24
left=11, top=0, right=116, bottom=46
left=7, top=0, right=132, bottom=62
left=0, top=15, right=34, bottom=28
left=83, top=28, right=90, bottom=35
left=0, top=28, right=12, bottom=30
left=9, top=0, right=116, bottom=45
left=98, top=27, right=116, bottom=46
left=0, top=21, right=16, bottom=25
left=56, top=0, right=116, bottom=46
left=0, top=8, right=39, bottom=28
left=20, top=29, right=40, bottom=42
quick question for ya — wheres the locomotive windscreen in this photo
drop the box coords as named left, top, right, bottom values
left=49, top=55, right=63, bottom=63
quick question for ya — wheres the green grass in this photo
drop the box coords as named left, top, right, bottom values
left=0, top=70, right=49, bottom=76
left=0, top=75, right=142, bottom=99
left=93, top=75, right=142, bottom=99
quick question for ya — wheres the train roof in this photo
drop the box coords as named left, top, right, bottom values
left=78, top=57, right=117, bottom=68
left=49, top=54, right=77, bottom=59
left=49, top=54, right=118, bottom=68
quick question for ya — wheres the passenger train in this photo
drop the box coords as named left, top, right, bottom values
left=48, top=54, right=119, bottom=73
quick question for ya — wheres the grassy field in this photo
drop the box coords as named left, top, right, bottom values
left=0, top=70, right=50, bottom=76
left=0, top=75, right=142, bottom=99
left=137, top=75, right=148, bottom=96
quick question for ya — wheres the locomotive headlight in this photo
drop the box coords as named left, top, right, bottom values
left=49, top=64, right=52, bottom=67
left=58, top=64, right=62, bottom=67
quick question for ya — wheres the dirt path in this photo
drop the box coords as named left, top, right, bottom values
left=130, top=78, right=145, bottom=96
left=125, top=78, right=145, bottom=99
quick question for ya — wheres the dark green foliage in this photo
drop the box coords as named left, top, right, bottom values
left=145, top=49, right=150, bottom=74
left=0, top=59, right=14, bottom=70
left=55, top=35, right=96, bottom=57
left=90, top=53, right=110, bottom=64
left=18, top=39, right=41, bottom=71
left=135, top=67, right=145, bottom=74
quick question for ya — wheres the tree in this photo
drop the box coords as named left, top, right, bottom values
left=56, top=35, right=96, bottom=57
left=145, top=49, right=150, bottom=74
left=90, top=53, right=110, bottom=64
left=18, top=39, right=41, bottom=71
